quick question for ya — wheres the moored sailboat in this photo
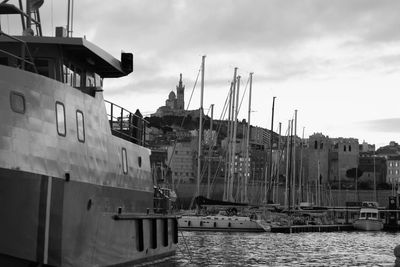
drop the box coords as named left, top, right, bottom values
left=177, top=67, right=269, bottom=232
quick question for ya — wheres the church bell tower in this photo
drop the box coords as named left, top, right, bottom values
left=176, top=73, right=185, bottom=110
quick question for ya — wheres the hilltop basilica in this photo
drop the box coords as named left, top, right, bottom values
left=152, top=74, right=200, bottom=118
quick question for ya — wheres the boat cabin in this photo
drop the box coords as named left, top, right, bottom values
left=0, top=34, right=133, bottom=96
left=0, top=3, right=147, bottom=145
left=359, top=211, right=379, bottom=220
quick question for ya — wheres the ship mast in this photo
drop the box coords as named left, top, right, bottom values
left=67, top=0, right=74, bottom=37
left=292, top=109, right=298, bottom=207
left=244, top=72, right=253, bottom=203
left=223, top=82, right=234, bottom=201
left=229, top=74, right=240, bottom=201
left=227, top=68, right=237, bottom=201
left=196, top=55, right=206, bottom=198
left=207, top=104, right=214, bottom=198
left=284, top=120, right=291, bottom=209
left=267, top=97, right=276, bottom=203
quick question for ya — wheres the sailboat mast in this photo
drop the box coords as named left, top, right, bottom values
left=196, top=55, right=206, bottom=198
left=244, top=72, right=253, bottom=203
left=285, top=120, right=291, bottom=209
left=293, top=109, right=297, bottom=207
left=227, top=68, right=237, bottom=200
left=224, top=82, right=234, bottom=201
left=317, top=160, right=320, bottom=206
left=299, top=126, right=305, bottom=202
left=207, top=104, right=214, bottom=198
left=275, top=122, right=282, bottom=204
left=229, top=75, right=241, bottom=201
left=268, top=97, right=276, bottom=202
left=373, top=152, right=377, bottom=202
left=288, top=119, right=294, bottom=211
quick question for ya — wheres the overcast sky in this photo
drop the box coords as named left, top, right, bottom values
left=4, top=0, right=400, bottom=148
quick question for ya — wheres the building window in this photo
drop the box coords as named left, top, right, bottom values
left=389, top=170, right=393, bottom=175
left=10, top=92, right=25, bottom=114
left=343, top=145, right=346, bottom=152
left=396, top=162, right=399, bottom=167
left=390, top=162, right=393, bottom=167
left=396, top=170, right=399, bottom=175
left=55, top=102, right=66, bottom=136
left=320, top=142, right=323, bottom=149
left=76, top=110, right=85, bottom=142
left=122, top=148, right=128, bottom=174
left=314, top=141, right=318, bottom=149
left=349, top=145, right=352, bottom=152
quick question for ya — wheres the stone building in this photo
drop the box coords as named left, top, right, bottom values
left=167, top=139, right=197, bottom=185
left=305, top=133, right=360, bottom=188
left=307, top=133, right=330, bottom=185
left=329, top=137, right=360, bottom=185
left=387, top=155, right=400, bottom=184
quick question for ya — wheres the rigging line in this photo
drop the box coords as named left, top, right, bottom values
left=179, top=230, right=193, bottom=263
left=210, top=157, right=223, bottom=195
left=237, top=76, right=250, bottom=117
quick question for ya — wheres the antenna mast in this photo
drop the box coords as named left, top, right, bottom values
left=67, top=0, right=74, bottom=37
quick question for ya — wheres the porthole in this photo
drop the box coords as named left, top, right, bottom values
left=10, top=91, right=25, bottom=114
left=76, top=110, right=85, bottom=142
left=55, top=102, right=66, bottom=136
left=122, top=148, right=128, bottom=174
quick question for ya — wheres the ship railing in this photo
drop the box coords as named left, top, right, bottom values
left=105, top=100, right=148, bottom=146
left=0, top=30, right=38, bottom=73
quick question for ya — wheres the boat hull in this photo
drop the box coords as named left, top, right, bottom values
left=178, top=215, right=268, bottom=232
left=0, top=166, right=178, bottom=266
left=353, top=219, right=383, bottom=231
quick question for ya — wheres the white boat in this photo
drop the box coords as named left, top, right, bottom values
left=178, top=197, right=270, bottom=232
left=353, top=202, right=383, bottom=231
left=178, top=212, right=269, bottom=232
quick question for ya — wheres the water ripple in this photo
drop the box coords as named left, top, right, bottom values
left=160, top=231, right=397, bottom=266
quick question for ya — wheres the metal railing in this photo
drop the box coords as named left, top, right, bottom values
left=105, top=100, right=148, bottom=146
left=0, top=30, right=38, bottom=73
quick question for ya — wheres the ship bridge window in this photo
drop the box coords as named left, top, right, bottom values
left=56, top=102, right=66, bottom=136
left=86, top=72, right=103, bottom=88
left=86, top=72, right=95, bottom=87
left=10, top=92, right=25, bottom=114
left=0, top=57, right=8, bottom=66
left=63, top=64, right=81, bottom=88
left=76, top=110, right=85, bottom=142
left=35, top=58, right=51, bottom=78
left=25, top=58, right=54, bottom=79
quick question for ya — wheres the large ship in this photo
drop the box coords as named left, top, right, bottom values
left=0, top=1, right=177, bottom=266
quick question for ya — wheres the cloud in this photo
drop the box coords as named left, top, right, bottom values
left=357, top=118, right=400, bottom=133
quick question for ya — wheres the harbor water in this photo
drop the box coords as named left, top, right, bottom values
left=156, top=231, right=397, bottom=266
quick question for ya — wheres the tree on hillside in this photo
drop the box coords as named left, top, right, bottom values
left=346, top=167, right=364, bottom=179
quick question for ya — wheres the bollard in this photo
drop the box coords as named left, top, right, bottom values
left=394, top=245, right=400, bottom=267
